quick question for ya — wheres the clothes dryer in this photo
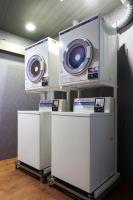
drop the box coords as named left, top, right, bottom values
left=59, top=16, right=117, bottom=88
left=25, top=37, right=59, bottom=91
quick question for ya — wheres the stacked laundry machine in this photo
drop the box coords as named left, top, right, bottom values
left=16, top=37, right=67, bottom=182
left=16, top=14, right=119, bottom=199
left=49, top=15, right=119, bottom=199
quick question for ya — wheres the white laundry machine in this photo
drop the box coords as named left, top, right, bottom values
left=59, top=15, right=117, bottom=88
left=17, top=111, right=51, bottom=172
left=17, top=99, right=67, bottom=174
left=51, top=97, right=120, bottom=198
left=25, top=37, right=60, bottom=91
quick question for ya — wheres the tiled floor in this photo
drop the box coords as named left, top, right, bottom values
left=0, top=158, right=132, bottom=200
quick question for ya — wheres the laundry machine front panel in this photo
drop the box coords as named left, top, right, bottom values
left=25, top=39, right=49, bottom=90
left=18, top=111, right=51, bottom=170
left=25, top=38, right=60, bottom=91
left=18, top=112, right=40, bottom=169
left=51, top=111, right=115, bottom=193
left=59, top=16, right=100, bottom=86
left=52, top=113, right=91, bottom=192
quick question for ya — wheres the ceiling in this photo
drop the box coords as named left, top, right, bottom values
left=0, top=0, right=121, bottom=41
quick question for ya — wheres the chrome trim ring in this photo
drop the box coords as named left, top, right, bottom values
left=63, top=38, right=93, bottom=75
left=26, top=55, right=46, bottom=83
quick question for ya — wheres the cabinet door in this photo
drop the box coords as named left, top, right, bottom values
left=18, top=113, right=40, bottom=169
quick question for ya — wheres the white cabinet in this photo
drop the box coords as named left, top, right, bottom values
left=18, top=111, right=51, bottom=170
left=51, top=112, right=115, bottom=193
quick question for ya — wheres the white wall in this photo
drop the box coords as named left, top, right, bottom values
left=0, top=29, right=34, bottom=48
left=0, top=30, right=39, bottom=160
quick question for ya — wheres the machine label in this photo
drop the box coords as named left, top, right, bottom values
left=74, top=101, right=95, bottom=106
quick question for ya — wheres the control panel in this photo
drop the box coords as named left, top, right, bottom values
left=39, top=99, right=67, bottom=112
left=52, top=100, right=59, bottom=111
left=73, top=97, right=114, bottom=114
left=94, top=98, right=105, bottom=112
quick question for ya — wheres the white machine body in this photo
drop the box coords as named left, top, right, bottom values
left=51, top=97, right=116, bottom=194
left=18, top=111, right=51, bottom=170
left=39, top=99, right=67, bottom=112
left=18, top=98, right=67, bottom=170
left=73, top=97, right=114, bottom=114
left=25, top=37, right=60, bottom=91
left=59, top=15, right=117, bottom=88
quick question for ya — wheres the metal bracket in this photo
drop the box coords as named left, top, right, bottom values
left=16, top=160, right=51, bottom=183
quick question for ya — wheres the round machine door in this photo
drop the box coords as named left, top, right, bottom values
left=63, top=38, right=93, bottom=75
left=26, top=55, right=46, bottom=83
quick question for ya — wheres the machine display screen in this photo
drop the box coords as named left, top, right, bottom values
left=95, top=98, right=105, bottom=107
left=52, top=100, right=59, bottom=111
left=95, top=98, right=105, bottom=112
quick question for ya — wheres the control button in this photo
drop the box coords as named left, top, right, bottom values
left=88, top=72, right=98, bottom=79
left=42, top=81, right=48, bottom=86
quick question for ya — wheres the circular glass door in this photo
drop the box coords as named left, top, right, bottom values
left=26, top=55, right=46, bottom=83
left=63, top=38, right=93, bottom=75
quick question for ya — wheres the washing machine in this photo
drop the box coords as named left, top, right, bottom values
left=17, top=111, right=51, bottom=171
left=51, top=97, right=120, bottom=198
left=59, top=15, right=117, bottom=88
left=17, top=99, right=67, bottom=173
left=25, top=37, right=60, bottom=91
